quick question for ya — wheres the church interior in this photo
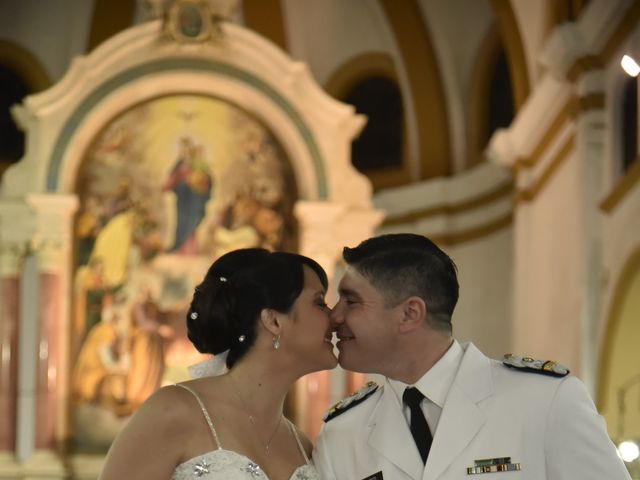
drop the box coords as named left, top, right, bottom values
left=0, top=0, right=639, bottom=477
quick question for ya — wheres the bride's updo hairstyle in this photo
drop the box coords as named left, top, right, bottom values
left=187, top=248, right=328, bottom=368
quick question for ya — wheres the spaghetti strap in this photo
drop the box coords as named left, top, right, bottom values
left=174, top=383, right=222, bottom=450
left=286, top=419, right=310, bottom=464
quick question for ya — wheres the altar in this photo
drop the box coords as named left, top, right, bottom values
left=0, top=2, right=381, bottom=477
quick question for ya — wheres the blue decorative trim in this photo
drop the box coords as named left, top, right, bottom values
left=46, top=58, right=327, bottom=198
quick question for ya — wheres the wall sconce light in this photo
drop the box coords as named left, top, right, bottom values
left=621, top=55, right=640, bottom=77
left=616, top=373, right=640, bottom=474
left=619, top=440, right=640, bottom=463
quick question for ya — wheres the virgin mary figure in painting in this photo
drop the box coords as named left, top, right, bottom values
left=162, top=136, right=213, bottom=254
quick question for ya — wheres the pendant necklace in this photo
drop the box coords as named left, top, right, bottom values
left=228, top=373, right=283, bottom=455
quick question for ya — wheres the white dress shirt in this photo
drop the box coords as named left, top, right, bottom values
left=388, top=340, right=464, bottom=436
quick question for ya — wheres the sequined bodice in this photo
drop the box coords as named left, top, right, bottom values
left=170, top=384, right=320, bottom=480
left=170, top=449, right=319, bottom=479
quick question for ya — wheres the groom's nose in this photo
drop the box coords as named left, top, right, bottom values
left=329, top=302, right=343, bottom=327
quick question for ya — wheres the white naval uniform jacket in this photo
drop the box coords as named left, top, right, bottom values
left=313, top=342, right=630, bottom=480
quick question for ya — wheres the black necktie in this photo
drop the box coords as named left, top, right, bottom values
left=403, top=387, right=433, bottom=464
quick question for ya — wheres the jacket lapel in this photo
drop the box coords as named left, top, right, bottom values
left=368, top=383, right=423, bottom=479
left=422, top=343, right=493, bottom=480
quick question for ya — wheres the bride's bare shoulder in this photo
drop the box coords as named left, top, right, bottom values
left=136, top=383, right=209, bottom=428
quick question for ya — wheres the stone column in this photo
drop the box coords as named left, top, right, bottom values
left=574, top=70, right=606, bottom=393
left=20, top=194, right=78, bottom=480
left=294, top=200, right=384, bottom=439
left=0, top=200, right=32, bottom=479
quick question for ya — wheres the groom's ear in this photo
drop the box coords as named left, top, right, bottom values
left=397, top=296, right=426, bottom=334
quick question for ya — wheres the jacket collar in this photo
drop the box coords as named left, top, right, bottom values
left=423, top=342, right=493, bottom=479
left=367, top=379, right=423, bottom=479
left=366, top=342, right=493, bottom=479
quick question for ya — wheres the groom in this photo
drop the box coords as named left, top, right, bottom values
left=313, top=233, right=629, bottom=480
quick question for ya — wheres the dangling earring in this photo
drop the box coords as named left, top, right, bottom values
left=272, top=335, right=281, bottom=350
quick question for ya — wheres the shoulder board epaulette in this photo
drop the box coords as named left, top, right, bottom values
left=502, top=353, right=569, bottom=377
left=323, top=381, right=379, bottom=422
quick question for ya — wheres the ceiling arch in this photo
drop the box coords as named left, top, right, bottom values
left=379, top=0, right=452, bottom=179
left=597, top=245, right=640, bottom=441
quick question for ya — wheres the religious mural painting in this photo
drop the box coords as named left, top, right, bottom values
left=71, top=94, right=297, bottom=451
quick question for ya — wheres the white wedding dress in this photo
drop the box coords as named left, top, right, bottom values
left=170, top=384, right=320, bottom=480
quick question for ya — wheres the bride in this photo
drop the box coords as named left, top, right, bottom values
left=99, top=248, right=336, bottom=479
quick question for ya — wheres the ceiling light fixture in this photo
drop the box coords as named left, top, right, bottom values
left=621, top=55, right=640, bottom=77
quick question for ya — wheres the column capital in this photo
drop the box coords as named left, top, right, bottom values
left=25, top=194, right=79, bottom=216
left=0, top=200, right=35, bottom=275
left=25, top=194, right=79, bottom=273
left=0, top=195, right=80, bottom=273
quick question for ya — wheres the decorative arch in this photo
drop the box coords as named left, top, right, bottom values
left=600, top=69, right=640, bottom=214
left=490, top=0, right=530, bottom=109
left=4, top=20, right=373, bottom=208
left=379, top=0, right=452, bottom=179
left=597, top=245, right=640, bottom=442
left=0, top=39, right=51, bottom=91
left=0, top=17, right=383, bottom=460
left=325, top=52, right=410, bottom=190
left=466, top=26, right=516, bottom=170
left=325, top=52, right=397, bottom=103
left=0, top=40, right=51, bottom=178
left=467, top=26, right=498, bottom=169
left=44, top=58, right=328, bottom=196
